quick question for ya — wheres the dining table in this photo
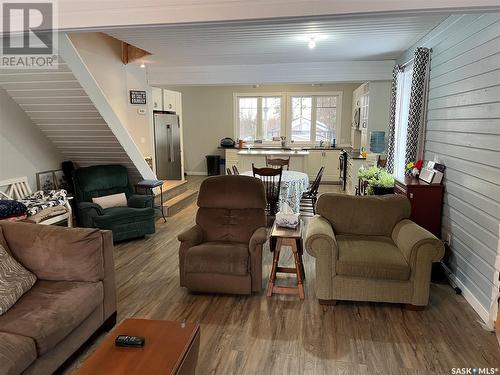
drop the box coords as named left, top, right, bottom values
left=241, top=170, right=309, bottom=213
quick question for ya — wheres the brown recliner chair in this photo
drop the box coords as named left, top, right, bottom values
left=178, top=176, right=268, bottom=294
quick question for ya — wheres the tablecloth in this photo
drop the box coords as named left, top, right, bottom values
left=241, top=170, right=309, bottom=213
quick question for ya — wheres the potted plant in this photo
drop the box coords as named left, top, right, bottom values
left=370, top=169, right=395, bottom=195
left=357, top=166, right=395, bottom=195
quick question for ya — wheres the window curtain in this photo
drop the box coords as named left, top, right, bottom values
left=404, top=47, right=431, bottom=167
left=386, top=64, right=404, bottom=174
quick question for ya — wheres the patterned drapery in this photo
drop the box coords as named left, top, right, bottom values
left=404, top=47, right=431, bottom=168
left=386, top=64, right=404, bottom=173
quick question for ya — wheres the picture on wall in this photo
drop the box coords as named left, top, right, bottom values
left=54, top=170, right=70, bottom=190
left=36, top=171, right=57, bottom=191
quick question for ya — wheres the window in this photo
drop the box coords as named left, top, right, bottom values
left=234, top=92, right=341, bottom=144
left=393, top=64, right=414, bottom=178
left=236, top=96, right=283, bottom=141
left=289, top=94, right=341, bottom=143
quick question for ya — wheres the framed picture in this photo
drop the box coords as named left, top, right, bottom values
left=53, top=170, right=70, bottom=190
left=36, top=171, right=56, bottom=191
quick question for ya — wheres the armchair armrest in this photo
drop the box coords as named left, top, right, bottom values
left=249, top=227, right=268, bottom=253
left=128, top=194, right=153, bottom=208
left=392, top=219, right=445, bottom=268
left=79, top=201, right=104, bottom=215
left=178, top=225, right=204, bottom=247
left=305, top=215, right=337, bottom=259
left=78, top=201, right=104, bottom=228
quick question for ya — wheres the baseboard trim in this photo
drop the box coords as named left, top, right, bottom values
left=185, top=171, right=207, bottom=176
left=447, top=272, right=489, bottom=324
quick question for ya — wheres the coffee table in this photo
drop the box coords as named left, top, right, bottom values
left=77, top=319, right=200, bottom=375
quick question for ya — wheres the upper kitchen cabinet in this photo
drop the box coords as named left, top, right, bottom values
left=152, top=87, right=163, bottom=110
left=151, top=88, right=182, bottom=114
left=351, top=81, right=391, bottom=151
left=163, top=89, right=181, bottom=112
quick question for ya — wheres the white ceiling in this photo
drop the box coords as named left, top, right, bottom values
left=104, top=13, right=449, bottom=67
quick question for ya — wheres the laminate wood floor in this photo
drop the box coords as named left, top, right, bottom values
left=65, top=177, right=500, bottom=375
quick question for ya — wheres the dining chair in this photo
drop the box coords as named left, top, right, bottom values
left=252, top=164, right=282, bottom=216
left=266, top=156, right=290, bottom=170
left=226, top=168, right=232, bottom=175
left=232, top=165, right=240, bottom=175
left=300, top=166, right=324, bottom=216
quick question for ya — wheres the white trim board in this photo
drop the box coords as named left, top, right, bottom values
left=147, top=61, right=394, bottom=86
left=448, top=271, right=490, bottom=324
left=186, top=171, right=207, bottom=176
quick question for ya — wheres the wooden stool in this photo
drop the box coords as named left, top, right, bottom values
left=267, top=221, right=305, bottom=299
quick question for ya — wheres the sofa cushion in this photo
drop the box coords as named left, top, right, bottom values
left=336, top=235, right=410, bottom=281
left=0, top=244, right=37, bottom=316
left=0, top=332, right=37, bottom=375
left=0, top=280, right=103, bottom=355
left=185, top=242, right=249, bottom=275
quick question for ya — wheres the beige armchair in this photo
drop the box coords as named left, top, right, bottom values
left=178, top=176, right=267, bottom=295
left=305, top=193, right=444, bottom=308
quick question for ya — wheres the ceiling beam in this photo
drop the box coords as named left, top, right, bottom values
left=147, top=60, right=395, bottom=86
left=58, top=1, right=499, bottom=30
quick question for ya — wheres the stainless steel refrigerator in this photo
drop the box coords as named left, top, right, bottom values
left=153, top=111, right=182, bottom=180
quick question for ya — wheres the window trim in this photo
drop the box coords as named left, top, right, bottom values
left=233, top=91, right=343, bottom=146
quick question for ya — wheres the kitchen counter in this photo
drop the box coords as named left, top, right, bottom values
left=347, top=151, right=366, bottom=160
left=219, top=146, right=349, bottom=151
left=237, top=150, right=309, bottom=156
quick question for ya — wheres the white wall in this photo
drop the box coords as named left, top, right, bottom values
left=166, top=83, right=360, bottom=174
left=68, top=33, right=153, bottom=158
left=398, top=13, right=500, bottom=324
left=0, top=88, right=63, bottom=189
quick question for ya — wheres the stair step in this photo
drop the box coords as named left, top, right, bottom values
left=163, top=189, right=198, bottom=217
left=154, top=180, right=188, bottom=206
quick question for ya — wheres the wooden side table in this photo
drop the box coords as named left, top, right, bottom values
left=267, top=221, right=305, bottom=300
left=135, top=179, right=166, bottom=223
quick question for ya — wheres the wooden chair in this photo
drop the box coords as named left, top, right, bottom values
left=226, top=168, right=232, bottom=175
left=232, top=165, right=240, bottom=175
left=252, top=164, right=282, bottom=216
left=300, top=166, right=324, bottom=216
left=0, top=177, right=72, bottom=226
left=266, top=156, right=290, bottom=170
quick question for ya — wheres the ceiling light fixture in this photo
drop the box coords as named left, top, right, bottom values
left=140, top=63, right=146, bottom=68
left=308, top=37, right=316, bottom=49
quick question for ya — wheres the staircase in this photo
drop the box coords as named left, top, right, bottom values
left=0, top=34, right=155, bottom=182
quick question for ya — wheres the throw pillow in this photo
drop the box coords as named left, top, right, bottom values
left=92, top=193, right=127, bottom=209
left=0, top=244, right=37, bottom=315
left=0, top=200, right=28, bottom=220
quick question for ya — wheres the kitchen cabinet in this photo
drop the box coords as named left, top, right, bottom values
left=152, top=87, right=163, bottom=110
left=163, top=89, right=179, bottom=112
left=306, top=150, right=340, bottom=182
left=350, top=81, right=391, bottom=152
left=394, top=177, right=444, bottom=237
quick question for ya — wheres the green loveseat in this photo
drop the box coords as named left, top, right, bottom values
left=73, top=165, right=155, bottom=242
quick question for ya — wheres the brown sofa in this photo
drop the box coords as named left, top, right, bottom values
left=305, top=193, right=444, bottom=308
left=178, top=175, right=268, bottom=294
left=0, top=221, right=117, bottom=375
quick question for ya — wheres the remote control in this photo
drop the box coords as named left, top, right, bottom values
left=115, top=335, right=145, bottom=347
